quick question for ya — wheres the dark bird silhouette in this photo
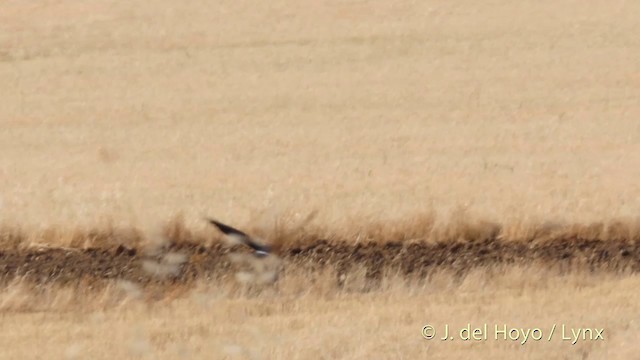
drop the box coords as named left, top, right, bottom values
left=206, top=218, right=272, bottom=257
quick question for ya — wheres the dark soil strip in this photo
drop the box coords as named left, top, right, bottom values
left=0, top=236, right=638, bottom=286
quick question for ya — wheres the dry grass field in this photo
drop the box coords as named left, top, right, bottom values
left=0, top=268, right=639, bottom=359
left=1, top=0, right=640, bottom=358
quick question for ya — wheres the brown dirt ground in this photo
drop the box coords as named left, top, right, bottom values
left=1, top=233, right=638, bottom=288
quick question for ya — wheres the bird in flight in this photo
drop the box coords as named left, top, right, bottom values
left=206, top=218, right=272, bottom=257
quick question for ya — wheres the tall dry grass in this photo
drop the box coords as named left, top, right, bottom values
left=2, top=211, right=640, bottom=250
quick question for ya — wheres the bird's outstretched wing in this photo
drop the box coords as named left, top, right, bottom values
left=206, top=218, right=271, bottom=255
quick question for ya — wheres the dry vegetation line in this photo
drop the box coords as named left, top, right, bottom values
left=1, top=217, right=640, bottom=290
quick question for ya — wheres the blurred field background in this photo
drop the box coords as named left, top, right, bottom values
left=1, top=0, right=640, bottom=358
left=1, top=0, right=640, bottom=231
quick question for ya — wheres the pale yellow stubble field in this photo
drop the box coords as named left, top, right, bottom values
left=1, top=0, right=640, bottom=231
